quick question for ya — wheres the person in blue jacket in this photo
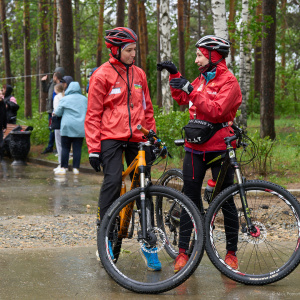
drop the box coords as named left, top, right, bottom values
left=53, top=82, right=87, bottom=175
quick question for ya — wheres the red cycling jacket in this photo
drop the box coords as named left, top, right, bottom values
left=170, top=59, right=242, bottom=152
left=85, top=56, right=156, bottom=153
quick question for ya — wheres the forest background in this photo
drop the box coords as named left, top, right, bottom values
left=0, top=0, right=299, bottom=186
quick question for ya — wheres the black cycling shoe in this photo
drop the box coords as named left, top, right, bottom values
left=41, top=147, right=53, bottom=154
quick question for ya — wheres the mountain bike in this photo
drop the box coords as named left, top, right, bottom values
left=97, top=125, right=205, bottom=294
left=157, top=123, right=300, bottom=285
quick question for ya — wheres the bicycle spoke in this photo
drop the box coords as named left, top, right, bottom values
left=206, top=180, right=300, bottom=285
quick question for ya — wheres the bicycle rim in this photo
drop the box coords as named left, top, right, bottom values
left=158, top=169, right=184, bottom=193
left=205, top=180, right=300, bottom=285
left=98, top=185, right=204, bottom=294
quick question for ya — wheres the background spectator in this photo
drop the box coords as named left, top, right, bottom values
left=0, top=89, right=7, bottom=161
left=2, top=84, right=19, bottom=124
left=54, top=82, right=87, bottom=175
left=52, top=83, right=65, bottom=172
left=60, top=76, right=73, bottom=90
left=41, top=67, right=65, bottom=154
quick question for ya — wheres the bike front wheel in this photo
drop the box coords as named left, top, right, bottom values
left=205, top=180, right=300, bottom=285
left=98, top=185, right=205, bottom=294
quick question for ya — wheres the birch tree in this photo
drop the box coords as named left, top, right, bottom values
left=211, top=0, right=232, bottom=70
left=237, top=0, right=252, bottom=128
left=159, top=0, right=172, bottom=113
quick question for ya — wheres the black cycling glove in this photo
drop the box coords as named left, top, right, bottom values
left=169, top=76, right=194, bottom=95
left=157, top=61, right=178, bottom=74
left=89, top=152, right=102, bottom=172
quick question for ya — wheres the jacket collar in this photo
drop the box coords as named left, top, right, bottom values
left=109, top=55, right=134, bottom=71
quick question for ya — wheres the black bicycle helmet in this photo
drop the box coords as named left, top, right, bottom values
left=104, top=27, right=138, bottom=48
left=195, top=35, right=231, bottom=58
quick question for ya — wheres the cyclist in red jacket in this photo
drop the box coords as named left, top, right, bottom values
left=158, top=35, right=242, bottom=273
left=85, top=27, right=160, bottom=271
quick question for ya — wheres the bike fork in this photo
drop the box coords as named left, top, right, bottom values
left=235, top=168, right=257, bottom=234
left=139, top=170, right=147, bottom=239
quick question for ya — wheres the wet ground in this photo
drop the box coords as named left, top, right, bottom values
left=1, top=247, right=300, bottom=300
left=1, top=159, right=300, bottom=299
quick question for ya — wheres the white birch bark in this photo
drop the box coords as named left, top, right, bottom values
left=211, top=0, right=233, bottom=71
left=238, top=0, right=252, bottom=128
left=159, top=0, right=172, bottom=114
left=56, top=0, right=61, bottom=67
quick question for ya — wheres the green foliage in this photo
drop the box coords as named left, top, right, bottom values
left=249, top=131, right=276, bottom=176
left=153, top=106, right=190, bottom=159
left=26, top=112, right=49, bottom=145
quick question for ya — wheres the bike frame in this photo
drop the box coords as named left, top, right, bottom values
left=207, top=132, right=256, bottom=233
left=118, top=143, right=148, bottom=238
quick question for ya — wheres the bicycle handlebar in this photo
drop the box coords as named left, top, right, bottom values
left=137, top=124, right=169, bottom=159
left=136, top=124, right=149, bottom=136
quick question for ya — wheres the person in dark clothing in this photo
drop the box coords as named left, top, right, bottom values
left=60, top=76, right=73, bottom=90
left=0, top=89, right=7, bottom=161
left=86, top=67, right=98, bottom=93
left=41, top=67, right=65, bottom=154
left=2, top=85, right=19, bottom=124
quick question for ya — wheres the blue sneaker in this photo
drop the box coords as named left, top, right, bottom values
left=141, top=246, right=162, bottom=271
left=108, top=241, right=114, bottom=260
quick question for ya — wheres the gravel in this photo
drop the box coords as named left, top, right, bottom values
left=0, top=214, right=97, bottom=249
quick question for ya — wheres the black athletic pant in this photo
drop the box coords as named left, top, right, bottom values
left=98, top=140, right=152, bottom=222
left=179, top=151, right=239, bottom=252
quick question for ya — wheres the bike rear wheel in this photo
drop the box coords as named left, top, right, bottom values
left=156, top=169, right=184, bottom=258
left=98, top=185, right=204, bottom=294
left=205, top=180, right=300, bottom=285
left=157, top=168, right=184, bottom=192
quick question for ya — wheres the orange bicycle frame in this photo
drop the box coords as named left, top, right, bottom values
left=118, top=147, right=147, bottom=238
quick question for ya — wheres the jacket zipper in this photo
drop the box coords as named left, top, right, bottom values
left=126, top=67, right=133, bottom=141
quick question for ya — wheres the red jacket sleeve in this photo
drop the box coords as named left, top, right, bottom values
left=84, top=71, right=107, bottom=153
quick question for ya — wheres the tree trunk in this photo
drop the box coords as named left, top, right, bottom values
left=59, top=0, right=74, bottom=78
left=178, top=0, right=188, bottom=111
left=228, top=0, right=237, bottom=65
left=52, top=0, right=57, bottom=70
left=0, top=0, right=12, bottom=85
left=211, top=0, right=232, bottom=71
left=260, top=0, right=276, bottom=140
left=254, top=2, right=262, bottom=102
left=96, top=0, right=105, bottom=67
left=138, top=1, right=148, bottom=73
left=160, top=0, right=172, bottom=113
left=197, top=0, right=201, bottom=38
left=237, top=0, right=251, bottom=129
left=74, top=0, right=81, bottom=85
left=39, top=0, right=49, bottom=112
left=178, top=0, right=185, bottom=77
left=128, top=0, right=138, bottom=32
left=184, top=0, right=190, bottom=51
left=23, top=0, right=31, bottom=118
left=116, top=0, right=125, bottom=27
left=156, top=0, right=162, bottom=107
left=281, top=0, right=287, bottom=92
left=56, top=0, right=61, bottom=67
